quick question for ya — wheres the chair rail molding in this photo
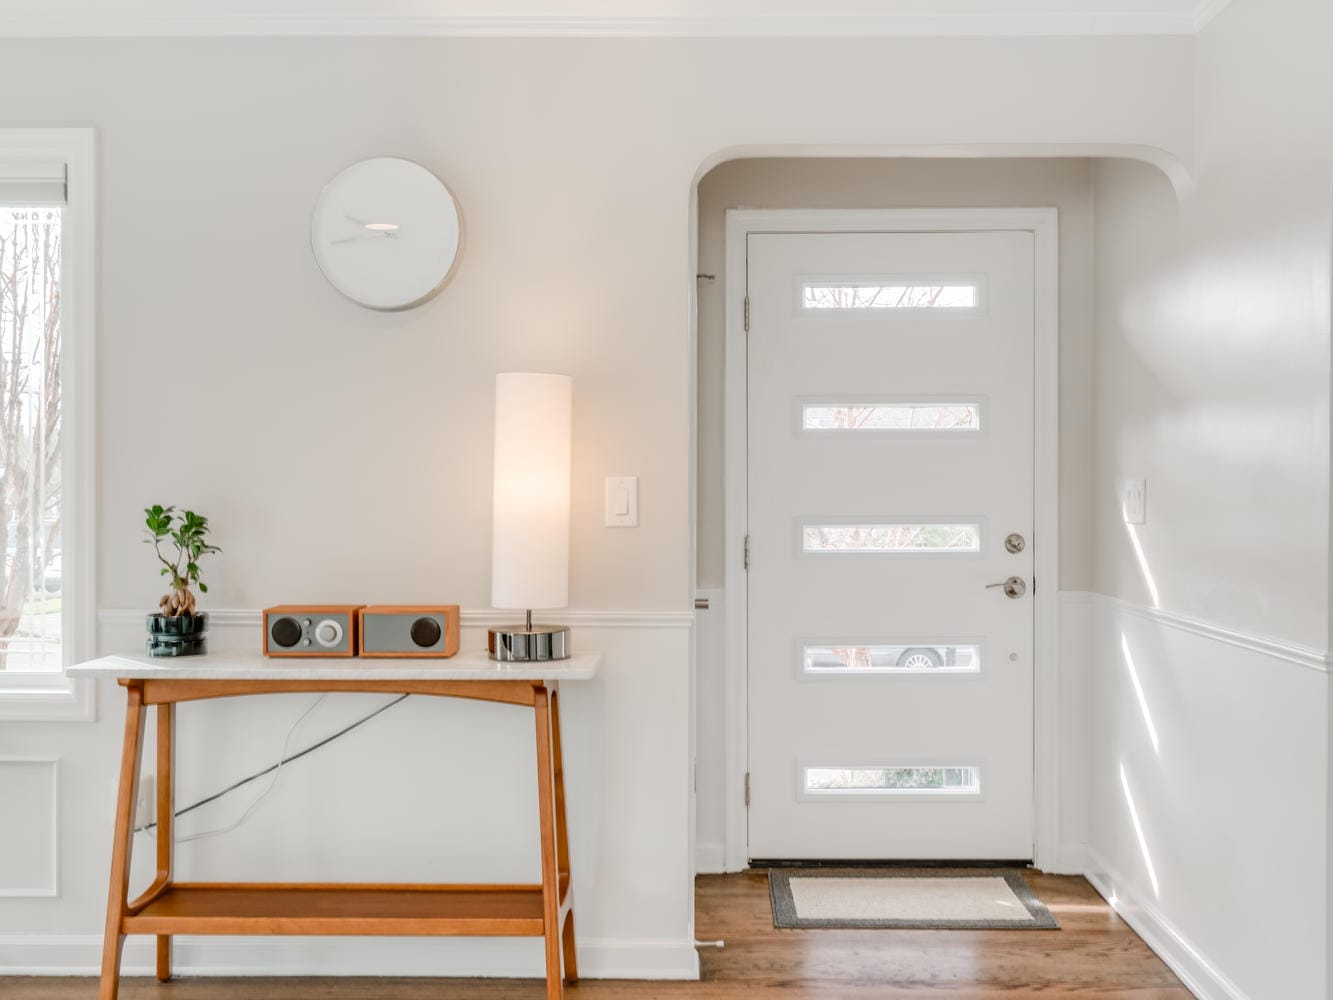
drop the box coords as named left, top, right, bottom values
left=1059, top=590, right=1330, bottom=674
left=98, top=608, right=695, bottom=631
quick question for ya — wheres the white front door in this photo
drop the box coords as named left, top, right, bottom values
left=745, top=228, right=1037, bottom=861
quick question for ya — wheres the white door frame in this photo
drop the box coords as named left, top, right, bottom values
left=722, top=207, right=1060, bottom=872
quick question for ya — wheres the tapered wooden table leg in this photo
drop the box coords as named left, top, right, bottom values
left=100, top=683, right=146, bottom=1000
left=550, top=688, right=578, bottom=982
left=155, top=702, right=175, bottom=982
left=534, top=686, right=563, bottom=1000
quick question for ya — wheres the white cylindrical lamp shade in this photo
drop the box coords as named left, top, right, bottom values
left=491, top=372, right=572, bottom=611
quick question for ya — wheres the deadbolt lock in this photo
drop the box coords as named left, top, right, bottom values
left=1005, top=533, right=1026, bottom=554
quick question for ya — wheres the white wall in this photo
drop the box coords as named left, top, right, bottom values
left=1086, top=0, right=1333, bottom=995
left=693, top=156, right=1100, bottom=867
left=0, top=33, right=1195, bottom=978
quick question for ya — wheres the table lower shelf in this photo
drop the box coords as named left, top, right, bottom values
left=123, top=883, right=562, bottom=937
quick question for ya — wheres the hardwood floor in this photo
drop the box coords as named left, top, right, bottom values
left=2, top=869, right=1188, bottom=998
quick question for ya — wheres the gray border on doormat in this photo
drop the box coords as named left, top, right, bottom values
left=768, top=868, right=1060, bottom=930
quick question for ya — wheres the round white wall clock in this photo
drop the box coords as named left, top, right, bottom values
left=310, top=157, right=463, bottom=311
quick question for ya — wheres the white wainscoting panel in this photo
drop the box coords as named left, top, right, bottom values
left=1080, top=591, right=1327, bottom=1000
left=1085, top=849, right=1251, bottom=1000
left=0, top=758, right=59, bottom=897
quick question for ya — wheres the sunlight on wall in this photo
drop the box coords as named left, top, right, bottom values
left=1119, top=764, right=1160, bottom=898
left=1125, top=523, right=1160, bottom=608
left=1119, top=633, right=1160, bottom=754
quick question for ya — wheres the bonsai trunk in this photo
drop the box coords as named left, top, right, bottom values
left=160, top=583, right=197, bottom=618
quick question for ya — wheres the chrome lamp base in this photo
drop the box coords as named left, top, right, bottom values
left=488, top=611, right=570, bottom=661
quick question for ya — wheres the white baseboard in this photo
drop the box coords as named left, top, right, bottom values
left=580, top=937, right=700, bottom=979
left=1083, top=849, right=1250, bottom=1000
left=695, top=840, right=726, bottom=875
left=0, top=934, right=701, bottom=981
left=1051, top=842, right=1086, bottom=875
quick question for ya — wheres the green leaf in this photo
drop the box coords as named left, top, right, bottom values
left=198, top=583, right=208, bottom=594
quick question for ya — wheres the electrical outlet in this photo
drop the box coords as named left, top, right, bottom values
left=135, top=774, right=155, bottom=829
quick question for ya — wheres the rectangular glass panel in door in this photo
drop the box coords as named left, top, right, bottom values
left=801, top=401, right=982, bottom=432
left=801, top=523, right=981, bottom=553
left=745, top=229, right=1035, bottom=860
left=802, top=643, right=982, bottom=675
left=800, top=279, right=982, bottom=311
left=803, top=766, right=982, bottom=796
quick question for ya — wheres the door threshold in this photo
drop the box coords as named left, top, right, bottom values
left=749, top=858, right=1034, bottom=869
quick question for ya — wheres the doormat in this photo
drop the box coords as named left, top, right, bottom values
left=768, top=869, right=1059, bottom=930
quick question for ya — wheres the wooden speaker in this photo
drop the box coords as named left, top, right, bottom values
left=357, top=605, right=460, bottom=658
left=263, top=605, right=364, bottom=657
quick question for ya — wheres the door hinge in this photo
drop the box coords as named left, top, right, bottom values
left=743, top=295, right=750, bottom=332
left=744, top=771, right=751, bottom=807
left=743, top=535, right=750, bottom=571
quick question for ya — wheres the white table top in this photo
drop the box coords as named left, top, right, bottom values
left=67, top=650, right=601, bottom=682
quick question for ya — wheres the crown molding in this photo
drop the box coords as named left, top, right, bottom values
left=0, top=11, right=1206, bottom=39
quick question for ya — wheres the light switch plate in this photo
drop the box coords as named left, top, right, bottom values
left=605, top=476, right=638, bottom=527
left=1122, top=479, right=1147, bottom=525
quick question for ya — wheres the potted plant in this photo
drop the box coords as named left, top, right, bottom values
left=144, top=505, right=220, bottom=657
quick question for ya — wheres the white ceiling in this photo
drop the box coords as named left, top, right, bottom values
left=0, top=0, right=1236, bottom=37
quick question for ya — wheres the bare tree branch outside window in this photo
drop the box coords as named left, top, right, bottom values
left=0, top=206, right=62, bottom=671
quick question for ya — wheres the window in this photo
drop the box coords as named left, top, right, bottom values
left=800, top=278, right=981, bottom=312
left=803, top=643, right=981, bottom=675
left=801, top=402, right=981, bottom=432
left=0, top=131, right=94, bottom=721
left=804, top=765, right=981, bottom=796
left=802, top=523, right=981, bottom=553
left=0, top=204, right=62, bottom=672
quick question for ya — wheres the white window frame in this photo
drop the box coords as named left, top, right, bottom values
left=0, top=129, right=96, bottom=722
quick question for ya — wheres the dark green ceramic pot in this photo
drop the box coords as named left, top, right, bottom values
left=146, top=612, right=208, bottom=656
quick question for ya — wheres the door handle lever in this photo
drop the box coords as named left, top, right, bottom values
left=986, top=576, right=1027, bottom=599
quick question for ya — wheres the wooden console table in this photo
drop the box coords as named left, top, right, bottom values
left=68, top=651, right=601, bottom=1000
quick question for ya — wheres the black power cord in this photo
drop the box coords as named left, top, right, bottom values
left=135, top=694, right=409, bottom=834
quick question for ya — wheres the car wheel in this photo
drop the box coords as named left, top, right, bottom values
left=897, top=647, right=944, bottom=669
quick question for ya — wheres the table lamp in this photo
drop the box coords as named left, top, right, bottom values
left=487, top=372, right=573, bottom=661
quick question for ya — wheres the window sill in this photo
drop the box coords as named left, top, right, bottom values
left=0, top=674, right=95, bottom=721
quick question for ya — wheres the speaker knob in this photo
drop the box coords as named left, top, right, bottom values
left=410, top=617, right=442, bottom=648
left=314, top=619, right=344, bottom=648
left=271, top=617, right=302, bottom=648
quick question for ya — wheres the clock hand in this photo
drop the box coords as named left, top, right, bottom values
left=329, top=231, right=400, bottom=246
